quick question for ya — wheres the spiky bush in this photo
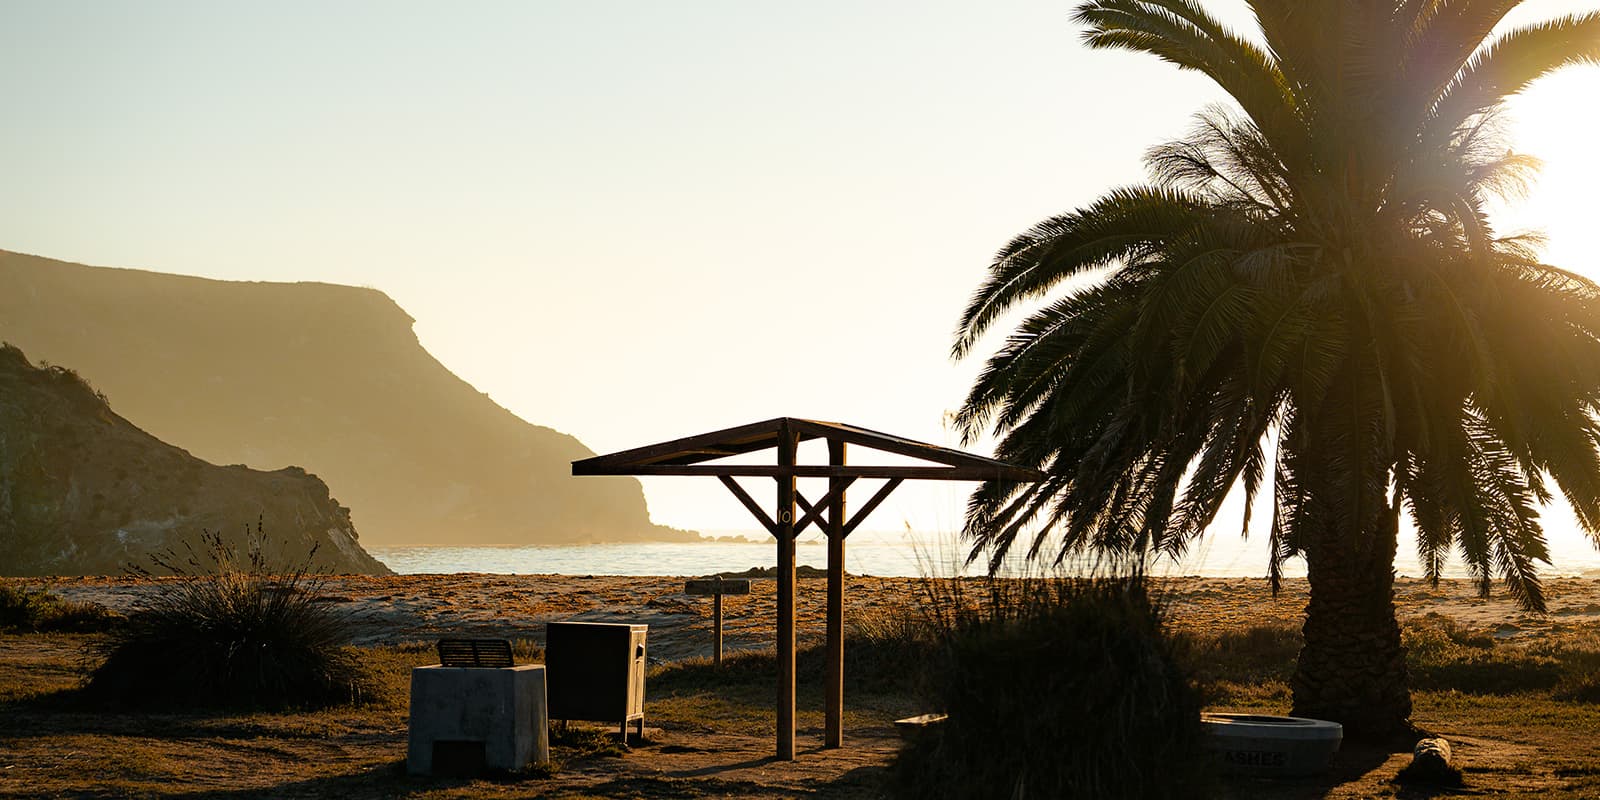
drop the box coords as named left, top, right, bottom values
left=86, top=528, right=373, bottom=709
left=892, top=574, right=1210, bottom=799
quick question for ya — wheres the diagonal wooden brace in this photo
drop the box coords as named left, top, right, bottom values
left=792, top=477, right=857, bottom=538
left=719, top=475, right=778, bottom=535
left=842, top=478, right=904, bottom=537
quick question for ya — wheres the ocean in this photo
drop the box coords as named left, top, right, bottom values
left=367, top=526, right=1600, bottom=579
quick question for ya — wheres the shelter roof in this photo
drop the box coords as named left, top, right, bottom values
left=572, top=416, right=1044, bottom=482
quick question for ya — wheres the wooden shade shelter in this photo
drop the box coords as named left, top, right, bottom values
left=572, top=417, right=1043, bottom=760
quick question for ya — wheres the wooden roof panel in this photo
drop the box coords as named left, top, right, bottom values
left=572, top=417, right=1044, bottom=481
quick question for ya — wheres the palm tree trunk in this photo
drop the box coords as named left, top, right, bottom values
left=1291, top=497, right=1413, bottom=742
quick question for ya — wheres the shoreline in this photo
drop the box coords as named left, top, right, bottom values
left=361, top=534, right=1600, bottom=582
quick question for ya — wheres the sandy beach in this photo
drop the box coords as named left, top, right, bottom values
left=30, top=573, right=1600, bottom=661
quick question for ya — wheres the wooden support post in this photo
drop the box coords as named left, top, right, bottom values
left=685, top=577, right=748, bottom=669
left=825, top=439, right=847, bottom=749
left=776, top=424, right=797, bottom=761
left=713, top=593, right=723, bottom=668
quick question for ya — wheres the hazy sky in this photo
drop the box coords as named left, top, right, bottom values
left=3, top=2, right=1598, bottom=553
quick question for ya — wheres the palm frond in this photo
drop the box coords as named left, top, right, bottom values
left=1425, top=13, right=1600, bottom=151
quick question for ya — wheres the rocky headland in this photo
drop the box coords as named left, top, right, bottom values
left=0, top=343, right=389, bottom=576
left=0, top=249, right=693, bottom=548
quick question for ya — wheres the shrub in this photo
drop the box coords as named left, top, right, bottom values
left=0, top=583, right=121, bottom=633
left=1553, top=670, right=1600, bottom=703
left=1174, top=621, right=1300, bottom=708
left=1177, top=621, right=1300, bottom=683
left=86, top=528, right=374, bottom=710
left=1405, top=615, right=1563, bottom=695
left=892, top=574, right=1210, bottom=799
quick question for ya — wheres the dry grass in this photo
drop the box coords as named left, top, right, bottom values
left=0, top=632, right=902, bottom=799
left=6, top=577, right=1600, bottom=797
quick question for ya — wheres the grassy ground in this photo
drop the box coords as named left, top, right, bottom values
left=0, top=633, right=907, bottom=799
left=5, top=586, right=1600, bottom=797
left=1179, top=615, right=1600, bottom=798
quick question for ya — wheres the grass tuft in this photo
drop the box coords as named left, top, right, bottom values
left=85, top=526, right=376, bottom=710
left=892, top=574, right=1210, bottom=800
left=550, top=723, right=630, bottom=759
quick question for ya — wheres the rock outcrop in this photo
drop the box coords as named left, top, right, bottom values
left=0, top=249, right=694, bottom=547
left=0, top=344, right=390, bottom=575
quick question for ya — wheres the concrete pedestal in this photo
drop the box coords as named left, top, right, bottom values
left=407, top=664, right=550, bottom=776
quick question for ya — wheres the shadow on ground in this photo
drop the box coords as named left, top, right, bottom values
left=1216, top=744, right=1399, bottom=800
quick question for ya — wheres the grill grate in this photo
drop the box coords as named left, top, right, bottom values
left=436, top=638, right=515, bottom=668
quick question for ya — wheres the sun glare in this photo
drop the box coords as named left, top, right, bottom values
left=1495, top=65, right=1600, bottom=279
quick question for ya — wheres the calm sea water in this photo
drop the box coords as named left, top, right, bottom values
left=369, top=526, right=1600, bottom=579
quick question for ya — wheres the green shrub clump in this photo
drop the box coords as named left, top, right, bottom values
left=0, top=583, right=121, bottom=633
left=87, top=529, right=373, bottom=710
left=893, top=575, right=1210, bottom=799
left=1405, top=614, right=1563, bottom=695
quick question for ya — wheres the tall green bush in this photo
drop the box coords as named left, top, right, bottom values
left=893, top=575, right=1209, bottom=799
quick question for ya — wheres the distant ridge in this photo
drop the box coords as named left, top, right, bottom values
left=0, top=249, right=695, bottom=547
left=0, top=343, right=390, bottom=575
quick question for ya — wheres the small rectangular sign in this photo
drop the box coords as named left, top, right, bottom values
left=685, top=578, right=752, bottom=596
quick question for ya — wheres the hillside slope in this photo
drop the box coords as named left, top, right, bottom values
left=0, top=249, right=691, bottom=547
left=0, top=344, right=389, bottom=575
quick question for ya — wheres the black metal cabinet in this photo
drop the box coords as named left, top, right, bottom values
left=545, top=622, right=647, bottom=741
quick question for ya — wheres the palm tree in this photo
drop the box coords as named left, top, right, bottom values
left=953, top=0, right=1600, bottom=740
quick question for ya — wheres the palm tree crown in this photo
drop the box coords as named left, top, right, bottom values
left=954, top=0, right=1600, bottom=737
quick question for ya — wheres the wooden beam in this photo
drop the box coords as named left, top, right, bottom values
left=776, top=424, right=797, bottom=761
left=792, top=478, right=856, bottom=538
left=825, top=439, right=846, bottom=749
left=842, top=478, right=904, bottom=538
left=580, top=464, right=1042, bottom=481
left=789, top=418, right=1032, bottom=474
left=571, top=417, right=790, bottom=471
left=718, top=476, right=777, bottom=536
left=661, top=447, right=741, bottom=458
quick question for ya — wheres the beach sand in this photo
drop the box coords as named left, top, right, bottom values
left=36, top=573, right=1600, bottom=661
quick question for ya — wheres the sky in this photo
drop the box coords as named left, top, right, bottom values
left=2, top=2, right=1599, bottom=566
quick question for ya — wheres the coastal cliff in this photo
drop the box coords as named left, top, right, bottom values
left=0, top=249, right=693, bottom=547
left=0, top=344, right=390, bottom=575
